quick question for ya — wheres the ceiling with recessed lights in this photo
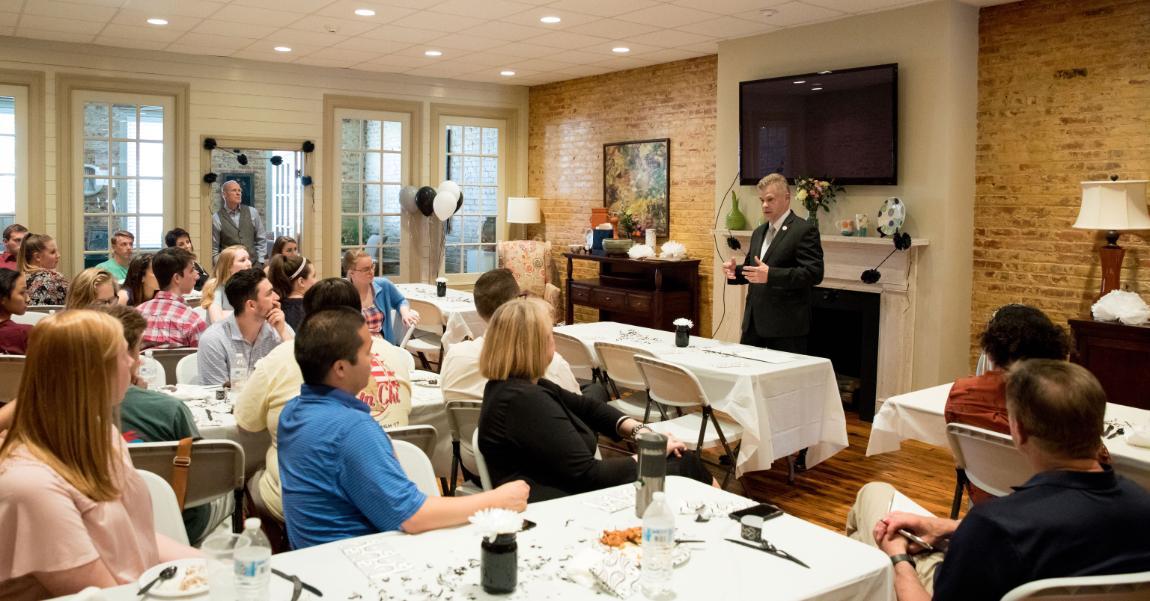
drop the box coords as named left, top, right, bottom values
left=0, top=0, right=1016, bottom=86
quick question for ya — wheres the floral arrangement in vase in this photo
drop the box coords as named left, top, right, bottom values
left=794, top=177, right=845, bottom=224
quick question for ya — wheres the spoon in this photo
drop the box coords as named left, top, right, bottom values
left=137, top=565, right=177, bottom=597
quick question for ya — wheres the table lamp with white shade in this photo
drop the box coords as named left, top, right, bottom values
left=1072, top=177, right=1150, bottom=298
left=507, top=196, right=540, bottom=240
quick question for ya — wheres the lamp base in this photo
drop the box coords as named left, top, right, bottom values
left=1098, top=234, right=1124, bottom=298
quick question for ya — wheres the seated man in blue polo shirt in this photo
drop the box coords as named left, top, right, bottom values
left=278, top=307, right=529, bottom=549
left=845, top=360, right=1150, bottom=601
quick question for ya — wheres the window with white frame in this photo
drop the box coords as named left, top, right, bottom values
left=74, top=92, right=174, bottom=269
left=0, top=85, right=28, bottom=231
left=440, top=118, right=504, bottom=277
left=336, top=109, right=410, bottom=278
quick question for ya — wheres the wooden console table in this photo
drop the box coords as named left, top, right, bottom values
left=564, top=253, right=699, bottom=333
left=1069, top=318, right=1150, bottom=410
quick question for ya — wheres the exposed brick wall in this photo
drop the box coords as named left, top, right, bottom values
left=973, top=0, right=1150, bottom=362
left=528, top=56, right=717, bottom=331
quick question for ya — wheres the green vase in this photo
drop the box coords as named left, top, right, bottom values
left=726, top=192, right=747, bottom=231
left=807, top=208, right=819, bottom=229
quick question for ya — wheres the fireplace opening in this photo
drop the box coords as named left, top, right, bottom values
left=807, top=287, right=880, bottom=422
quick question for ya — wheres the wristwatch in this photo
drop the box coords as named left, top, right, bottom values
left=889, top=554, right=916, bottom=568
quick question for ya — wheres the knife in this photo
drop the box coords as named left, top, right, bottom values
left=725, top=538, right=810, bottom=569
left=272, top=568, right=323, bottom=597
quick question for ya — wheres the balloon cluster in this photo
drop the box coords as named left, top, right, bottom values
left=401, top=181, right=463, bottom=219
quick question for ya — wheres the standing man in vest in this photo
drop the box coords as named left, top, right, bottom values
left=211, top=179, right=266, bottom=268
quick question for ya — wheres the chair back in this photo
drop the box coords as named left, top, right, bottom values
left=946, top=423, right=1033, bottom=498
left=10, top=311, right=46, bottom=326
left=594, top=341, right=652, bottom=391
left=25, top=304, right=63, bottom=314
left=386, top=424, right=438, bottom=459
left=472, top=428, right=494, bottom=491
left=554, top=331, right=597, bottom=381
left=634, top=355, right=709, bottom=409
left=175, top=353, right=199, bottom=385
left=445, top=399, right=483, bottom=475
left=497, top=240, right=553, bottom=294
left=1001, top=571, right=1150, bottom=601
left=139, top=355, right=166, bottom=390
left=0, top=355, right=25, bottom=403
left=149, top=347, right=198, bottom=386
left=406, top=299, right=446, bottom=331
left=129, top=439, right=245, bottom=508
left=392, top=439, right=440, bottom=498
left=136, top=469, right=189, bottom=545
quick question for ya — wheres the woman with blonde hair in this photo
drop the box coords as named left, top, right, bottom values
left=65, top=268, right=122, bottom=309
left=120, top=253, right=157, bottom=306
left=477, top=298, right=712, bottom=502
left=17, top=233, right=68, bottom=305
left=201, top=244, right=251, bottom=323
left=0, top=310, right=199, bottom=599
left=343, top=249, right=418, bottom=344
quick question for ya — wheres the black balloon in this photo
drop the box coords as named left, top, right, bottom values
left=415, top=186, right=437, bottom=217
left=455, top=191, right=464, bottom=215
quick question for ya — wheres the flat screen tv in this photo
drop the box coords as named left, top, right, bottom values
left=739, top=63, right=898, bottom=186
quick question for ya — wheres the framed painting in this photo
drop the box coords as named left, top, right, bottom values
left=603, top=138, right=670, bottom=236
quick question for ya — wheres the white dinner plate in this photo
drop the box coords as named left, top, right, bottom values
left=136, top=559, right=209, bottom=598
left=876, top=197, right=906, bottom=237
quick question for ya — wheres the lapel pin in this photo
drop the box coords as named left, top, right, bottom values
left=782, top=226, right=788, bottom=231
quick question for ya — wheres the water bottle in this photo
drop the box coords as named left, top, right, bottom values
left=229, top=352, right=248, bottom=396
left=138, top=350, right=159, bottom=389
left=234, top=517, right=271, bottom=601
left=640, top=491, right=674, bottom=599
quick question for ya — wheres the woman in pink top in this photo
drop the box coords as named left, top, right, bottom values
left=0, top=310, right=199, bottom=599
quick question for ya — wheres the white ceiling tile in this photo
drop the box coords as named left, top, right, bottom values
left=676, top=15, right=777, bottom=37
left=264, top=27, right=344, bottom=48
left=452, top=50, right=526, bottom=66
left=93, top=35, right=170, bottom=51
left=389, top=10, right=484, bottom=33
left=121, top=0, right=227, bottom=18
left=554, top=64, right=612, bottom=78
left=0, top=12, right=17, bottom=27
left=44, top=0, right=121, bottom=6
left=615, top=4, right=720, bottom=28
left=681, top=40, right=720, bottom=54
left=292, top=55, right=356, bottom=68
left=527, top=30, right=609, bottom=50
left=565, top=18, right=658, bottom=39
left=306, top=46, right=382, bottom=63
left=407, top=62, right=480, bottom=78
left=578, top=41, right=660, bottom=55
left=100, top=23, right=187, bottom=42
left=541, top=0, right=661, bottom=18
left=242, top=39, right=323, bottom=56
left=624, top=28, right=714, bottom=48
left=17, top=15, right=104, bottom=34
left=430, top=0, right=534, bottom=19
left=313, top=0, right=416, bottom=21
left=458, top=20, right=543, bottom=42
left=331, top=36, right=412, bottom=53
left=232, top=0, right=339, bottom=13
left=285, top=16, right=380, bottom=37
left=171, top=31, right=260, bottom=52
left=356, top=24, right=439, bottom=43
left=360, top=0, right=452, bottom=9
left=433, top=33, right=512, bottom=52
left=590, top=55, right=651, bottom=69
left=482, top=41, right=564, bottom=58
left=358, top=53, right=430, bottom=69
left=669, top=0, right=791, bottom=15
left=162, top=43, right=237, bottom=57
left=499, top=7, right=600, bottom=29
left=14, top=27, right=96, bottom=43
left=749, top=1, right=843, bottom=26
left=190, top=19, right=279, bottom=39
left=210, top=5, right=308, bottom=28
left=504, top=57, right=577, bottom=71
left=231, top=49, right=300, bottom=62
left=632, top=47, right=706, bottom=63
left=544, top=48, right=609, bottom=64
left=24, top=0, right=117, bottom=21
left=110, top=10, right=201, bottom=31
left=389, top=44, right=459, bottom=58
left=803, top=0, right=921, bottom=13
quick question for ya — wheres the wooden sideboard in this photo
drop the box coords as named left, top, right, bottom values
left=1069, top=318, right=1150, bottom=410
left=564, top=253, right=700, bottom=333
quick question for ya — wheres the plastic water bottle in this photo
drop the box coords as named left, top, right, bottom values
left=234, top=517, right=271, bottom=601
left=138, top=350, right=159, bottom=389
left=640, top=491, right=675, bottom=599
left=229, top=352, right=248, bottom=396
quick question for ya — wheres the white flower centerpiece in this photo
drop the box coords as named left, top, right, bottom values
left=660, top=241, right=686, bottom=260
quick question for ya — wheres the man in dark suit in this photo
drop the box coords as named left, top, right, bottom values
left=722, top=173, right=824, bottom=354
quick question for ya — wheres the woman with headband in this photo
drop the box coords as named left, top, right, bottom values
left=267, top=254, right=316, bottom=332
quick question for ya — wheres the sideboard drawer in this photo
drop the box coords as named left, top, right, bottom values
left=626, top=292, right=652, bottom=313
left=591, top=288, right=626, bottom=311
left=569, top=284, right=591, bottom=304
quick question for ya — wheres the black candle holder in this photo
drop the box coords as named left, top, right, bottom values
left=481, top=533, right=517, bottom=594
left=675, top=325, right=690, bottom=348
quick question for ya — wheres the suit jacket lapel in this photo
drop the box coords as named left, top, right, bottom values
left=763, top=211, right=796, bottom=263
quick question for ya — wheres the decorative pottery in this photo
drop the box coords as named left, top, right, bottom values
left=726, top=191, right=747, bottom=231
left=877, top=197, right=905, bottom=237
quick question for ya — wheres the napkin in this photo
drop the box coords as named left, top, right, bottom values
left=589, top=549, right=640, bottom=598
left=1126, top=425, right=1150, bottom=448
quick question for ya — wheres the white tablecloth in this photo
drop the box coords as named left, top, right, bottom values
left=865, top=382, right=1150, bottom=487
left=410, top=369, right=452, bottom=477
left=397, top=283, right=486, bottom=350
left=64, top=477, right=893, bottom=601
left=554, top=322, right=848, bottom=476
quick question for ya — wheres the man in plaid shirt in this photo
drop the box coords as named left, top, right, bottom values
left=138, top=247, right=207, bottom=349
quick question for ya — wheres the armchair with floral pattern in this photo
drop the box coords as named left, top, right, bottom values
left=496, top=240, right=562, bottom=323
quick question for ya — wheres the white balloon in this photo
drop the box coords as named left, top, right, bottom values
left=433, top=180, right=462, bottom=220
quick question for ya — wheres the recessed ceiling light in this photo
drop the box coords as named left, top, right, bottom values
left=354, top=8, right=376, bottom=17
left=424, top=49, right=443, bottom=57
left=146, top=18, right=168, bottom=26
left=274, top=46, right=292, bottom=52
left=612, top=47, right=630, bottom=54
left=818, top=70, right=832, bottom=74
left=540, top=16, right=561, bottom=24
left=811, top=87, right=823, bottom=91
left=500, top=70, right=516, bottom=76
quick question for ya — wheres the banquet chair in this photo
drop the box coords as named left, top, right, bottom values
left=137, top=469, right=189, bottom=545
left=472, top=429, right=494, bottom=491
left=175, top=353, right=199, bottom=385
left=444, top=399, right=486, bottom=496
left=385, top=424, right=438, bottom=460
left=393, top=439, right=440, bottom=498
left=150, top=347, right=198, bottom=386
left=496, top=240, right=562, bottom=323
left=402, top=299, right=445, bottom=372
left=634, top=355, right=744, bottom=489
left=946, top=423, right=1034, bottom=518
left=0, top=355, right=25, bottom=403
left=10, top=311, right=46, bottom=326
left=593, top=341, right=659, bottom=420
left=244, top=470, right=289, bottom=554
left=129, top=439, right=246, bottom=534
left=1001, top=570, right=1150, bottom=601
left=554, top=331, right=603, bottom=385
left=26, top=304, right=63, bottom=314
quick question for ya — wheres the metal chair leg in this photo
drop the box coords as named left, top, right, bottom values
left=786, top=456, right=796, bottom=485
left=950, top=469, right=967, bottom=519
left=449, top=440, right=461, bottom=496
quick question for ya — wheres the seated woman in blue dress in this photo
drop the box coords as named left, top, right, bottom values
left=478, top=297, right=715, bottom=502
